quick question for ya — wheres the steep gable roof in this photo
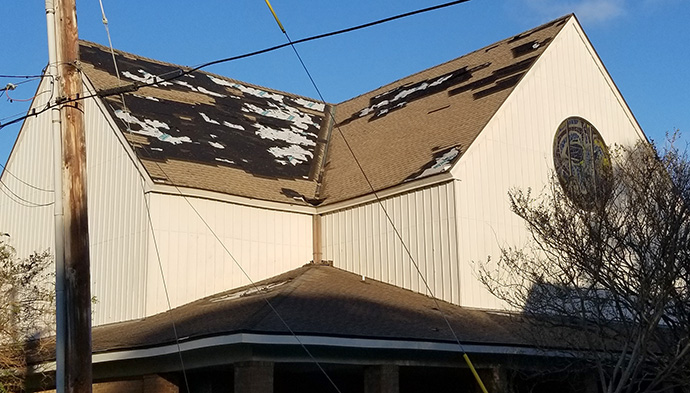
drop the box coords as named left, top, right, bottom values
left=79, top=15, right=571, bottom=206
left=80, top=42, right=330, bottom=205
left=320, top=15, right=570, bottom=203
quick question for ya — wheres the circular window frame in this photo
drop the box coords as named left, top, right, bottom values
left=553, top=116, right=612, bottom=210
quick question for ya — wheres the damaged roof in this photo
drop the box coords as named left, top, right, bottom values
left=80, top=42, right=330, bottom=205
left=320, top=15, right=569, bottom=203
left=79, top=15, right=570, bottom=205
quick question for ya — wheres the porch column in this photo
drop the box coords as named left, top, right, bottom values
left=234, top=361, right=274, bottom=393
left=364, top=365, right=399, bottom=393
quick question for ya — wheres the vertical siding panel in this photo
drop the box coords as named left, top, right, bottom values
left=325, top=182, right=458, bottom=303
left=146, top=193, right=313, bottom=315
left=452, top=21, right=645, bottom=309
left=84, top=93, right=149, bottom=326
left=0, top=78, right=55, bottom=276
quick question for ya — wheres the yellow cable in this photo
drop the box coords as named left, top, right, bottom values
left=258, top=2, right=489, bottom=393
left=264, top=0, right=286, bottom=33
left=463, top=353, right=490, bottom=393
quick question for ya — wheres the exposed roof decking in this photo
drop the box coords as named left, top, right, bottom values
left=320, top=16, right=569, bottom=203
left=80, top=42, right=330, bottom=205
left=79, top=16, right=570, bottom=206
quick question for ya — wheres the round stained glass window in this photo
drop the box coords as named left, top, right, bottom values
left=553, top=117, right=612, bottom=209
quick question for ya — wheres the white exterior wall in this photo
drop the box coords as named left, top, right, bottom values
left=0, top=80, right=56, bottom=258
left=0, top=79, right=151, bottom=326
left=145, top=193, right=313, bottom=315
left=84, top=94, right=150, bottom=326
left=321, top=182, right=460, bottom=303
left=451, top=18, right=645, bottom=309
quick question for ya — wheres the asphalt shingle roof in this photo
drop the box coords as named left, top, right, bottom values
left=91, top=264, right=526, bottom=354
left=80, top=42, right=330, bottom=205
left=79, top=15, right=570, bottom=205
left=320, top=16, right=569, bottom=203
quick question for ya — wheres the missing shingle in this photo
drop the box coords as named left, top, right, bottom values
left=472, top=73, right=525, bottom=99
left=427, top=105, right=450, bottom=115
left=405, top=145, right=461, bottom=181
left=511, top=38, right=551, bottom=58
left=448, top=56, right=536, bottom=97
left=210, top=280, right=291, bottom=302
left=343, top=65, right=478, bottom=124
left=508, top=17, right=565, bottom=43
left=484, top=44, right=500, bottom=53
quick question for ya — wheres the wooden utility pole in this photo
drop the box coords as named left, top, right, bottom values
left=54, top=0, right=93, bottom=392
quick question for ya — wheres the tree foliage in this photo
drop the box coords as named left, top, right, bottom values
left=480, top=138, right=690, bottom=393
left=0, top=242, right=53, bottom=393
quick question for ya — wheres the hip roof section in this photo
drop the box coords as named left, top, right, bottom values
left=89, top=264, right=525, bottom=354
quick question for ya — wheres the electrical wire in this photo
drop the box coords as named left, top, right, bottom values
left=140, top=177, right=191, bottom=393
left=95, top=1, right=191, bottom=390
left=262, top=1, right=489, bottom=392
left=128, top=139, right=343, bottom=393
left=98, top=0, right=129, bottom=114
left=0, top=74, right=46, bottom=79
left=5, top=88, right=38, bottom=103
left=0, top=178, right=53, bottom=208
left=1, top=77, right=42, bottom=89
left=0, top=0, right=472, bottom=131
left=0, top=161, right=53, bottom=192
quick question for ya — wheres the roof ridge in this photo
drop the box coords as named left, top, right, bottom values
left=336, top=14, right=572, bottom=106
left=78, top=39, right=328, bottom=104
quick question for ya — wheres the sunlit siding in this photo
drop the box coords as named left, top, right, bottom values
left=452, top=19, right=645, bottom=310
left=0, top=79, right=55, bottom=258
left=84, top=95, right=149, bottom=326
left=0, top=82, right=150, bottom=326
left=321, top=182, right=459, bottom=304
left=144, top=193, right=313, bottom=315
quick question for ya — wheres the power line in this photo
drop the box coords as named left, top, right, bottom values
left=0, top=74, right=46, bottom=79
left=129, top=139, right=344, bottom=393
left=0, top=161, right=53, bottom=192
left=1, top=77, right=43, bottom=90
left=263, top=1, right=489, bottom=392
left=0, top=0, right=471, bottom=130
left=97, top=1, right=191, bottom=390
left=5, top=88, right=38, bottom=103
left=140, top=177, right=191, bottom=393
left=0, top=178, right=53, bottom=208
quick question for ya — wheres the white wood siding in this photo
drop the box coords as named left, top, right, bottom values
left=451, top=19, right=645, bottom=309
left=0, top=80, right=55, bottom=258
left=0, top=80, right=151, bottom=326
left=84, top=94, right=150, bottom=326
left=144, top=193, right=313, bottom=315
left=321, top=182, right=460, bottom=304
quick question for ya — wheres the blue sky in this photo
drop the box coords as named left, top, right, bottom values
left=1, top=0, right=688, bottom=165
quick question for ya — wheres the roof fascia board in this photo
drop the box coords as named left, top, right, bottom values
left=148, top=184, right=317, bottom=215
left=85, top=333, right=572, bottom=367
left=82, top=77, right=156, bottom=191
left=316, top=172, right=455, bottom=215
left=568, top=15, right=647, bottom=142
left=149, top=170, right=455, bottom=216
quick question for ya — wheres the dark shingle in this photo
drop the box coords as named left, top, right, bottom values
left=80, top=15, right=571, bottom=205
